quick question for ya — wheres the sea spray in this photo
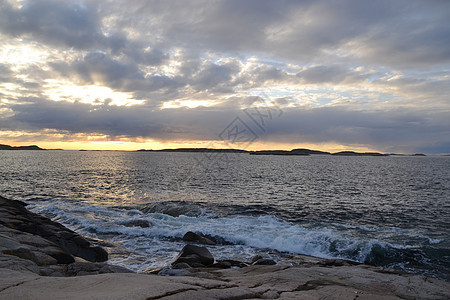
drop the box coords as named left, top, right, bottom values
left=27, top=199, right=448, bottom=280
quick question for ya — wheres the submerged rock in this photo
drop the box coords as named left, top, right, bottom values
left=171, top=244, right=214, bottom=267
left=182, top=231, right=216, bottom=245
left=122, top=220, right=151, bottom=228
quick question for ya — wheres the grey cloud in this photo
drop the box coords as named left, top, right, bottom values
left=116, top=0, right=450, bottom=69
left=2, top=0, right=449, bottom=70
left=0, top=0, right=104, bottom=49
left=51, top=51, right=246, bottom=98
left=418, top=141, right=450, bottom=154
left=0, top=64, right=13, bottom=82
left=373, top=76, right=450, bottom=107
left=75, top=51, right=144, bottom=84
left=50, top=51, right=183, bottom=98
left=355, top=1, right=450, bottom=69
left=131, top=0, right=302, bottom=52
left=2, top=97, right=449, bottom=153
left=122, top=46, right=169, bottom=66
left=1, top=0, right=449, bottom=154
left=2, top=97, right=235, bottom=140
left=297, top=65, right=372, bottom=84
left=262, top=107, right=450, bottom=153
left=189, top=60, right=241, bottom=93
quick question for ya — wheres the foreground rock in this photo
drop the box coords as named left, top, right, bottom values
left=0, top=196, right=107, bottom=262
left=1, top=258, right=449, bottom=299
left=0, top=196, right=132, bottom=277
left=1, top=195, right=449, bottom=299
left=182, top=231, right=216, bottom=245
left=171, top=244, right=215, bottom=268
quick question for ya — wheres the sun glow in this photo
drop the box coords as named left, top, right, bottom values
left=0, top=39, right=52, bottom=69
left=161, top=99, right=220, bottom=109
left=43, top=80, right=143, bottom=106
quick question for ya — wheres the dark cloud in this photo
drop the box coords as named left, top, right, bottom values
left=2, top=96, right=448, bottom=153
left=117, top=0, right=450, bottom=69
left=76, top=51, right=144, bottom=83
left=2, top=0, right=449, bottom=69
left=122, top=46, right=168, bottom=66
left=1, top=97, right=234, bottom=140
left=50, top=51, right=183, bottom=99
left=297, top=65, right=373, bottom=84
left=0, top=0, right=105, bottom=49
left=1, top=0, right=449, bottom=153
left=189, top=60, right=241, bottom=93
left=50, top=51, right=245, bottom=99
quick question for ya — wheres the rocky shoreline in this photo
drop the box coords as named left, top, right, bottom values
left=1, top=195, right=449, bottom=299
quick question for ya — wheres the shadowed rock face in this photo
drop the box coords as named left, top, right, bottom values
left=182, top=231, right=216, bottom=245
left=171, top=244, right=215, bottom=267
left=0, top=196, right=107, bottom=263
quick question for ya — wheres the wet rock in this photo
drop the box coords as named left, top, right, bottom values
left=173, top=254, right=206, bottom=268
left=318, top=259, right=360, bottom=267
left=0, top=229, right=73, bottom=265
left=182, top=231, right=216, bottom=245
left=252, top=258, right=277, bottom=266
left=172, top=262, right=192, bottom=269
left=209, top=261, right=232, bottom=269
left=217, top=259, right=249, bottom=268
left=172, top=244, right=214, bottom=267
left=251, top=254, right=263, bottom=264
left=0, top=196, right=108, bottom=262
left=122, top=220, right=151, bottom=228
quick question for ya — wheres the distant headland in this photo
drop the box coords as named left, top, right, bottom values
left=0, top=144, right=46, bottom=150
left=0, top=143, right=432, bottom=156
left=137, top=148, right=427, bottom=157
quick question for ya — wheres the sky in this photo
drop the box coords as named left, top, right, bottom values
left=0, top=0, right=449, bottom=153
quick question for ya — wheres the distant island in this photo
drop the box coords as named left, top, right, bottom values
left=137, top=148, right=426, bottom=157
left=0, top=144, right=46, bottom=150
left=249, top=148, right=331, bottom=156
left=137, top=148, right=247, bottom=153
left=331, top=151, right=389, bottom=156
left=0, top=143, right=431, bottom=156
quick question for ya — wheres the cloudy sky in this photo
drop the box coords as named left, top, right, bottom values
left=0, top=0, right=449, bottom=153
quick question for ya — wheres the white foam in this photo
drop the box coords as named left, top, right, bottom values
left=26, top=200, right=441, bottom=272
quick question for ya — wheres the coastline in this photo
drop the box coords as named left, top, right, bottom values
left=1, top=196, right=449, bottom=299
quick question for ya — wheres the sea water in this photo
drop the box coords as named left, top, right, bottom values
left=0, top=150, right=449, bottom=280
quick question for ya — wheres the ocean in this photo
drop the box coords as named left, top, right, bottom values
left=1, top=150, right=449, bottom=280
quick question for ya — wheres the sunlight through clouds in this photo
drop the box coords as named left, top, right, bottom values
left=0, top=0, right=449, bottom=153
left=43, top=80, right=144, bottom=106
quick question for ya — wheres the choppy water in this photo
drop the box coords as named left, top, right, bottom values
left=0, top=151, right=449, bottom=280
